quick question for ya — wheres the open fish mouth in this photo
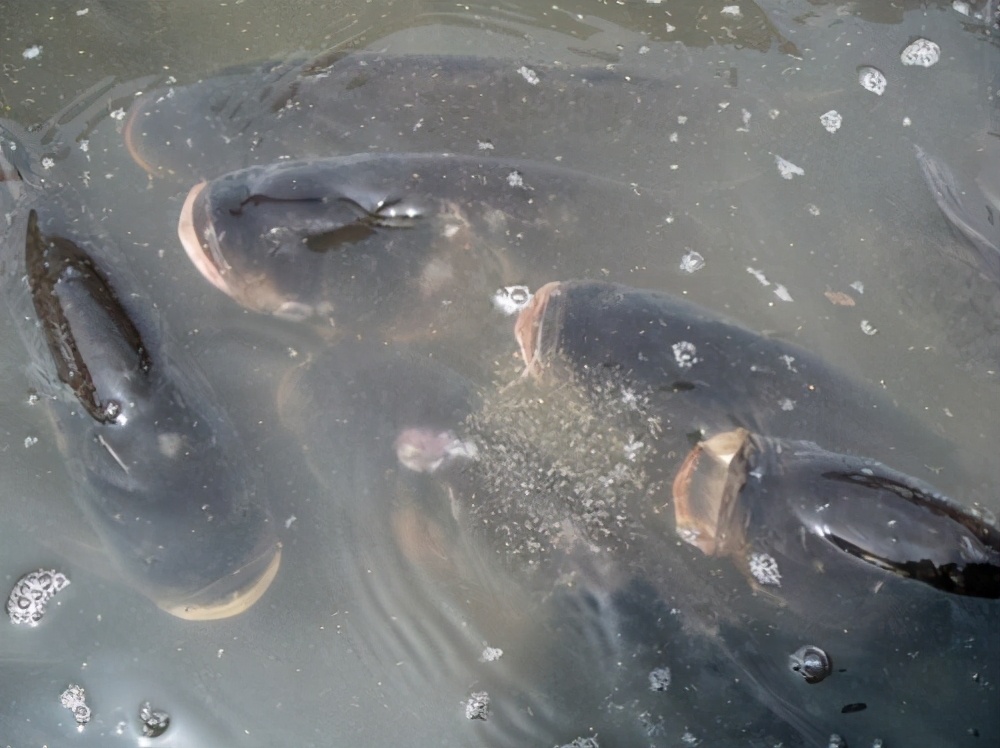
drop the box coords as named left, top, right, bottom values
left=672, top=429, right=749, bottom=556
left=514, top=281, right=563, bottom=376
left=157, top=543, right=282, bottom=621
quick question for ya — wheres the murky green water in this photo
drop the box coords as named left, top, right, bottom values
left=1, top=1, right=998, bottom=746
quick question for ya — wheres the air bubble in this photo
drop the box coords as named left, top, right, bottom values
left=789, top=645, right=832, bottom=683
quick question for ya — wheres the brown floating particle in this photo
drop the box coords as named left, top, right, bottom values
left=824, top=290, right=856, bottom=307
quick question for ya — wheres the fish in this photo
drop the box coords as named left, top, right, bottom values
left=274, top=291, right=999, bottom=745
left=7, top=210, right=281, bottom=620
left=123, top=51, right=767, bottom=187
left=515, top=279, right=991, bottom=501
left=914, top=143, right=1000, bottom=286
left=175, top=154, right=680, bottom=346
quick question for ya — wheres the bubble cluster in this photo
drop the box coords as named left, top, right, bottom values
left=560, top=738, right=600, bottom=748
left=464, top=690, right=490, bottom=720
left=139, top=701, right=171, bottom=737
left=858, top=67, right=887, bottom=96
left=672, top=341, right=699, bottom=369
left=492, top=285, right=533, bottom=315
left=517, top=66, right=539, bottom=86
left=900, top=38, right=940, bottom=67
left=60, top=684, right=91, bottom=726
left=648, top=666, right=672, bottom=692
left=820, top=110, right=842, bottom=134
left=679, top=250, right=705, bottom=274
left=6, top=569, right=70, bottom=626
left=749, top=552, right=782, bottom=586
left=479, top=645, right=504, bottom=662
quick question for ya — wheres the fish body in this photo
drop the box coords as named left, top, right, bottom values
left=7, top=210, right=280, bottom=620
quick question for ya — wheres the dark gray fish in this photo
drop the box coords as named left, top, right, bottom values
left=914, top=143, right=1000, bottom=286
left=292, top=334, right=999, bottom=746
left=8, top=210, right=280, bottom=620
left=176, top=154, right=678, bottom=341
left=515, top=279, right=990, bottom=500
left=123, top=51, right=774, bottom=186
left=674, top=428, right=1000, bottom=601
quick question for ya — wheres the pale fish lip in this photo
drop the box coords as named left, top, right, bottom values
left=177, top=180, right=233, bottom=297
left=122, top=95, right=165, bottom=177
left=158, top=544, right=282, bottom=621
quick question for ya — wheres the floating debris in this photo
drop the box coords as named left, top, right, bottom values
left=7, top=569, right=70, bottom=626
left=736, top=108, right=752, bottom=132
left=721, top=6, right=742, bottom=20
left=517, top=66, right=539, bottom=86
left=23, top=436, right=38, bottom=448
left=492, top=285, right=533, bottom=315
left=820, top=110, right=842, bottom=134
left=775, top=155, right=805, bottom=179
left=858, top=66, right=887, bottom=96
left=479, top=645, right=504, bottom=662
left=139, top=701, right=171, bottom=737
left=22, top=45, right=42, bottom=60
left=807, top=204, right=821, bottom=216
left=747, top=266, right=770, bottom=286
left=849, top=280, right=865, bottom=294
left=679, top=250, right=705, bottom=274
left=953, top=1, right=970, bottom=15
left=60, top=685, right=92, bottom=727
left=824, top=290, right=856, bottom=306
left=779, top=398, right=796, bottom=411
left=464, top=691, right=490, bottom=720
left=900, top=38, right=941, bottom=67
left=860, top=320, right=878, bottom=336
left=773, top=284, right=794, bottom=302
left=648, top=666, right=672, bottom=692
left=749, top=552, right=782, bottom=586
left=476, top=140, right=494, bottom=151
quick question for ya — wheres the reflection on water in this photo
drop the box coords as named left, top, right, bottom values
left=1, top=1, right=998, bottom=746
